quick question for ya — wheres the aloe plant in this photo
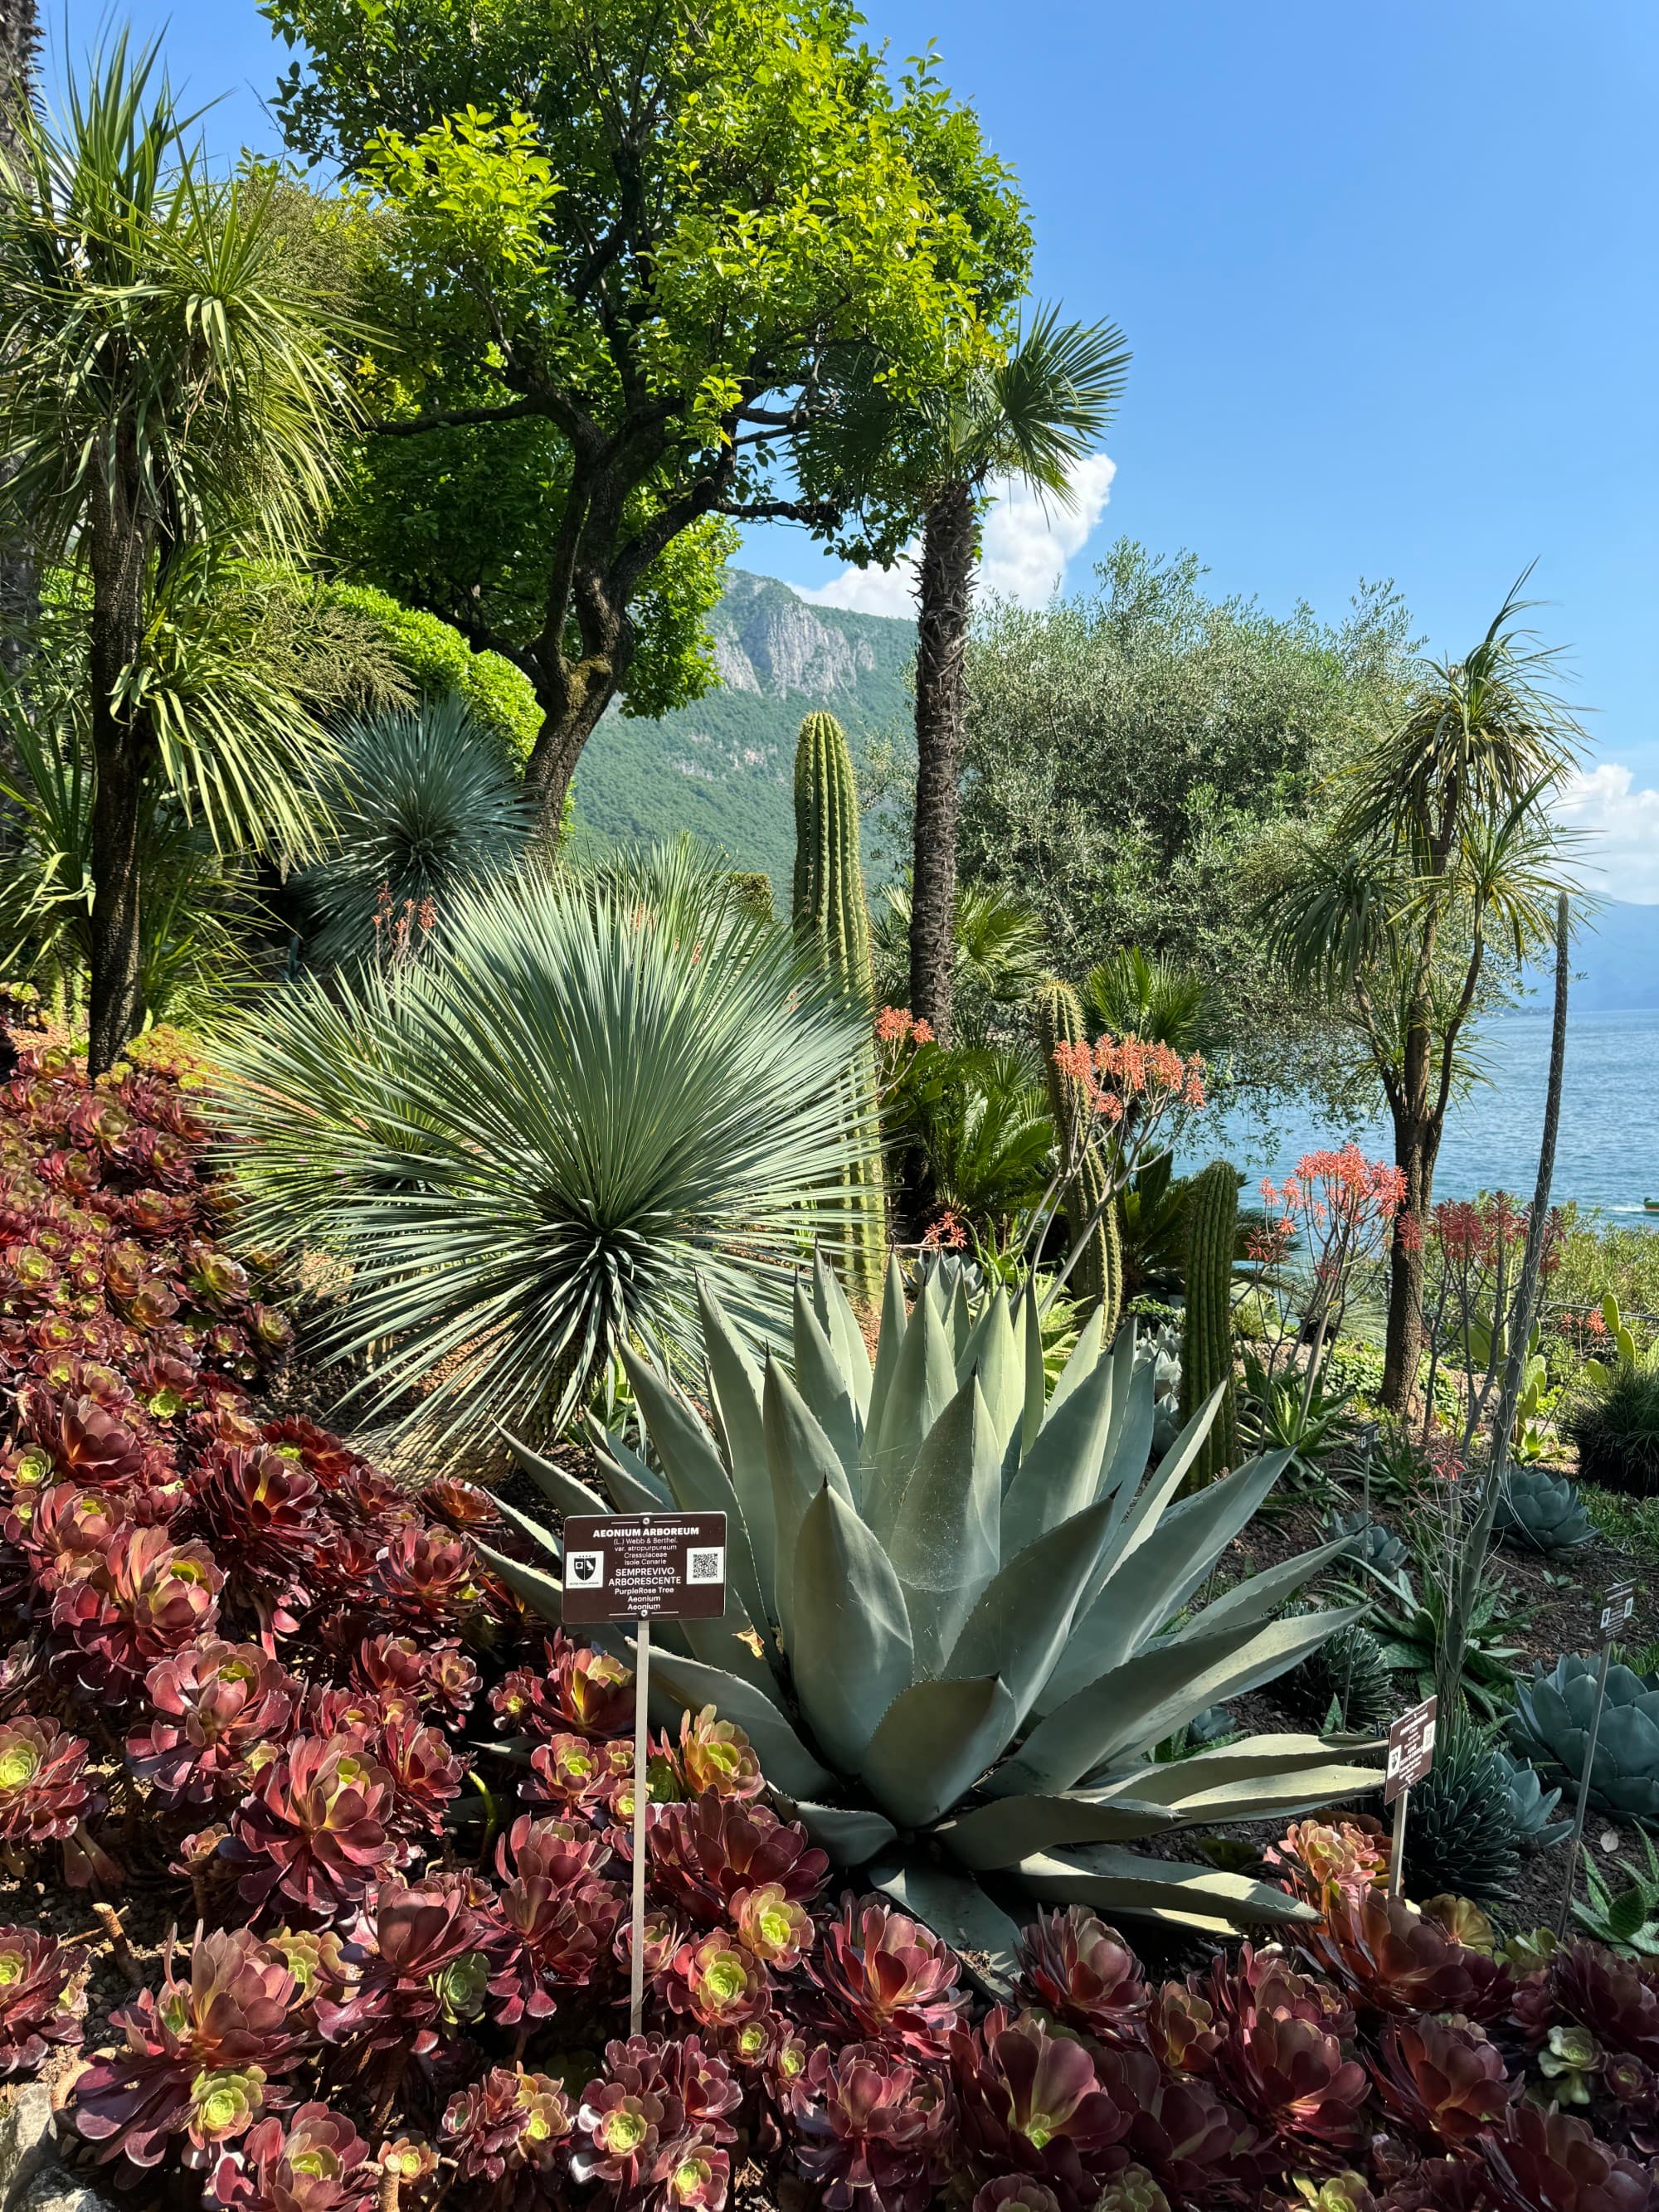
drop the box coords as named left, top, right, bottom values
left=478, top=1258, right=1378, bottom=1969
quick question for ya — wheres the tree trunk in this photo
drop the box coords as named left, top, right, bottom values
left=85, top=493, right=149, bottom=1077
left=909, top=476, right=975, bottom=1044
left=0, top=0, right=41, bottom=682
left=523, top=668, right=614, bottom=851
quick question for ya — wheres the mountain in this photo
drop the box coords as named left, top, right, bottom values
left=1520, top=899, right=1659, bottom=1012
left=572, top=570, right=914, bottom=895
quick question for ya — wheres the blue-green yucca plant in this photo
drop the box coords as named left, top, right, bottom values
left=294, top=695, right=533, bottom=965
left=481, top=1255, right=1379, bottom=1965
left=210, top=848, right=878, bottom=1441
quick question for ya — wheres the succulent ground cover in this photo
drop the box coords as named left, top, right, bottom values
left=8, top=1027, right=1659, bottom=2210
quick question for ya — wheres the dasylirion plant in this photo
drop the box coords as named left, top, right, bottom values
left=481, top=1252, right=1378, bottom=1964
left=791, top=711, right=885, bottom=1306
left=1034, top=977, right=1121, bottom=1339
left=1180, top=1159, right=1241, bottom=1489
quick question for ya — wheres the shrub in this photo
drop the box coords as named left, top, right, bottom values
left=211, top=848, right=877, bottom=1444
left=322, top=583, right=539, bottom=765
left=1569, top=1364, right=1659, bottom=1495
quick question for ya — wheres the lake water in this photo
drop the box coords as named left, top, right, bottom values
left=1190, top=1008, right=1659, bottom=1220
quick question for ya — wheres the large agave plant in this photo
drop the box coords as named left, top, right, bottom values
left=480, top=1258, right=1379, bottom=1971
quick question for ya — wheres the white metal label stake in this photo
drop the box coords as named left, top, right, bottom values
left=558, top=1510, right=729, bottom=2036
left=1557, top=1579, right=1638, bottom=1937
left=1384, top=1695, right=1437, bottom=1898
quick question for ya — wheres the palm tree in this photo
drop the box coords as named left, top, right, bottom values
left=908, top=308, right=1129, bottom=1045
left=0, top=36, right=352, bottom=1069
left=0, top=0, right=38, bottom=676
left=1261, top=582, right=1583, bottom=1411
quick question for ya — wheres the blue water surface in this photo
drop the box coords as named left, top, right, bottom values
left=1190, top=1009, right=1659, bottom=1220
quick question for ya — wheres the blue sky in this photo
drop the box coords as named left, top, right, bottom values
left=56, top=0, right=1659, bottom=892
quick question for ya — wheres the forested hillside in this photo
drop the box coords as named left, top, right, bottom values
left=572, top=569, right=914, bottom=892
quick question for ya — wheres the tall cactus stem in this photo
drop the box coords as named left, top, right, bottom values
left=1181, top=1159, right=1239, bottom=1490
left=792, top=712, right=884, bottom=1305
left=1034, top=977, right=1121, bottom=1340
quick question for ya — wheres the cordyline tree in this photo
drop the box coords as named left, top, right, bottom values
left=265, top=0, right=1030, bottom=836
left=1261, top=581, right=1583, bottom=1412
left=0, top=37, right=358, bottom=1072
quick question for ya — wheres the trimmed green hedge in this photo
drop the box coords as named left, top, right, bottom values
left=324, top=583, right=541, bottom=766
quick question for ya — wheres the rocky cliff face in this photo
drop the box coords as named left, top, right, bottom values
left=710, top=571, right=892, bottom=698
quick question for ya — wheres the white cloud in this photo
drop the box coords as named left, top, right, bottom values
left=794, top=450, right=1117, bottom=618
left=1556, top=761, right=1659, bottom=902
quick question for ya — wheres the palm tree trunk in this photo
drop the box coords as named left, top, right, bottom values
left=0, top=0, right=41, bottom=682
left=909, top=475, right=975, bottom=1044
left=85, top=487, right=149, bottom=1075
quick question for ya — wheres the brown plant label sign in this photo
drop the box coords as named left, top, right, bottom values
left=1384, top=1694, right=1438, bottom=1806
left=1600, top=1579, right=1637, bottom=1641
left=562, top=1512, right=728, bottom=1625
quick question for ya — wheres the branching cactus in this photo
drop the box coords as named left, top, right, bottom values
left=1180, top=1160, right=1240, bottom=1489
left=1034, top=977, right=1121, bottom=1338
left=479, top=1252, right=1375, bottom=1970
left=792, top=712, right=885, bottom=1305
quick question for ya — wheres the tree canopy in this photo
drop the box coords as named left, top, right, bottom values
left=264, top=0, right=1031, bottom=828
left=941, top=541, right=1418, bottom=1105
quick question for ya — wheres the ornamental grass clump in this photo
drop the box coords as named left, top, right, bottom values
left=488, top=1246, right=1377, bottom=1944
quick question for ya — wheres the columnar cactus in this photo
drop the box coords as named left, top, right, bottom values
left=1180, top=1159, right=1239, bottom=1488
left=791, top=712, right=884, bottom=1304
left=1034, top=978, right=1121, bottom=1339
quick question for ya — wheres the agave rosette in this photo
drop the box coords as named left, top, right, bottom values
left=484, top=1255, right=1378, bottom=1955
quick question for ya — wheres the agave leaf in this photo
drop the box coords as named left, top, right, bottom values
left=937, top=1791, right=1181, bottom=1869
left=1000, top=1354, right=1117, bottom=1557
left=884, top=1375, right=1001, bottom=1674
left=1142, top=1762, right=1383, bottom=1826
left=812, top=1245, right=873, bottom=1420
left=862, top=1675, right=1019, bottom=1828
left=764, top=1354, right=854, bottom=1641
left=1175, top=1536, right=1357, bottom=1639
left=789, top=1801, right=899, bottom=1862
left=1095, top=1734, right=1376, bottom=1805
left=486, top=1490, right=567, bottom=1563
left=621, top=1351, right=774, bottom=1665
left=582, top=1417, right=673, bottom=1514
left=1017, top=1281, right=1046, bottom=1463
left=634, top=1642, right=833, bottom=1801
left=946, top=1272, right=975, bottom=1364
left=957, top=1288, right=1023, bottom=1455
left=790, top=1483, right=914, bottom=1772
left=944, top=1493, right=1119, bottom=1725
left=1017, top=1845, right=1320, bottom=1928
left=471, top=1536, right=562, bottom=1624
left=1044, top=1443, right=1290, bottom=1708
left=864, top=1277, right=957, bottom=1542
left=868, top=1856, right=1021, bottom=1996
left=502, top=1430, right=611, bottom=1519
left=1048, top=1304, right=1105, bottom=1417
left=997, top=1608, right=1366, bottom=1795
left=1100, top=1331, right=1153, bottom=1532
left=863, top=1255, right=909, bottom=1461
left=698, top=1281, right=777, bottom=1620
left=792, top=1278, right=862, bottom=1491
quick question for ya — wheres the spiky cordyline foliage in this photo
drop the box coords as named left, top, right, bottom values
left=294, top=694, right=533, bottom=967
left=487, top=1253, right=1378, bottom=1946
left=211, top=853, right=878, bottom=1443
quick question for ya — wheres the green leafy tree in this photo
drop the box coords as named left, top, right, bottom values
left=1262, top=582, right=1583, bottom=1411
left=941, top=541, right=1416, bottom=1110
left=265, top=0, right=1028, bottom=838
left=0, top=37, right=355, bottom=1070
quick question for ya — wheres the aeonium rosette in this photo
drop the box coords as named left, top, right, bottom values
left=0, top=1924, right=86, bottom=2076
left=127, top=1640, right=299, bottom=1807
left=221, top=1733, right=399, bottom=1916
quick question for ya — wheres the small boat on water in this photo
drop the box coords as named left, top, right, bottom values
left=1647, top=1199, right=1659, bottom=1213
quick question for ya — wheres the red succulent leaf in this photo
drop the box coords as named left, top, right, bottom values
left=1017, top=1908, right=1148, bottom=2049
left=127, top=1639, right=298, bottom=1807
left=647, top=1791, right=829, bottom=1927
left=440, top=2065, right=571, bottom=2185
left=0, top=1924, right=86, bottom=2077
left=315, top=1878, right=498, bottom=2059
left=667, top=1930, right=772, bottom=2031
left=1481, top=2102, right=1657, bottom=2212
left=793, top=2039, right=954, bottom=2212
left=809, top=1894, right=966, bottom=2052
left=0, top=1713, right=96, bottom=1844
left=223, top=1733, right=399, bottom=1917
left=203, top=2102, right=373, bottom=2212
left=1372, top=2013, right=1513, bottom=2149
left=951, top=2005, right=1129, bottom=2212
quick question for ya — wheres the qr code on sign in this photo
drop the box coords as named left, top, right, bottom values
left=687, top=1547, right=725, bottom=1586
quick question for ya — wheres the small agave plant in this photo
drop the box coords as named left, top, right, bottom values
left=479, top=1257, right=1378, bottom=1968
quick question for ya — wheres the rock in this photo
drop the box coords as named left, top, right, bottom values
left=14, top=2166, right=119, bottom=2212
left=0, top=2086, right=53, bottom=2212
